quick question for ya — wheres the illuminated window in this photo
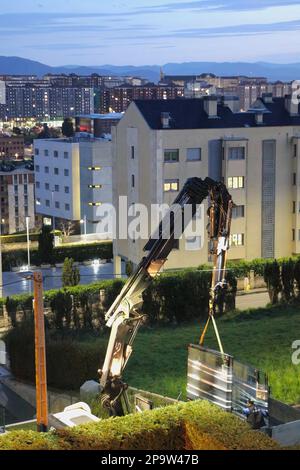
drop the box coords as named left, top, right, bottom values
left=88, top=185, right=102, bottom=189
left=88, top=166, right=102, bottom=171
left=164, top=179, right=179, bottom=192
left=88, top=202, right=102, bottom=206
left=227, top=176, right=244, bottom=189
left=230, top=234, right=244, bottom=246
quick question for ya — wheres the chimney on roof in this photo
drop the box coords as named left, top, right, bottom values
left=222, top=95, right=240, bottom=113
left=255, top=111, right=264, bottom=125
left=161, top=112, right=171, bottom=129
left=262, top=92, right=273, bottom=104
left=285, top=94, right=299, bottom=116
left=203, top=95, right=218, bottom=118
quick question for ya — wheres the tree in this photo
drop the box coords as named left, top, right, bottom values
left=62, top=258, right=80, bottom=288
left=264, top=261, right=282, bottom=305
left=62, top=118, right=75, bottom=138
left=38, top=225, right=54, bottom=264
left=281, top=259, right=295, bottom=302
left=38, top=123, right=51, bottom=139
left=60, top=221, right=77, bottom=238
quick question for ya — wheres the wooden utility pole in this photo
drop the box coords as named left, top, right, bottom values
left=33, top=271, right=48, bottom=432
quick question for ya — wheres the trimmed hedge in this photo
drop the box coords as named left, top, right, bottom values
left=4, top=320, right=106, bottom=390
left=2, top=242, right=113, bottom=270
left=0, top=400, right=279, bottom=450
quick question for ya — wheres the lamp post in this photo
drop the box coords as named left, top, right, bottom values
left=80, top=215, right=87, bottom=236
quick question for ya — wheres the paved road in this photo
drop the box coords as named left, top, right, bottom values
left=236, top=291, right=269, bottom=310
left=0, top=380, right=35, bottom=426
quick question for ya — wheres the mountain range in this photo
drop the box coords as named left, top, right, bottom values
left=1, top=56, right=300, bottom=83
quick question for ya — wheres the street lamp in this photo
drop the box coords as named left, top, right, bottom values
left=80, top=215, right=87, bottom=236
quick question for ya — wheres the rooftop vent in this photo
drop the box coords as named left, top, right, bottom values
left=262, top=92, right=273, bottom=104
left=203, top=95, right=218, bottom=118
left=285, top=94, right=299, bottom=116
left=161, top=112, right=171, bottom=129
left=222, top=95, right=240, bottom=113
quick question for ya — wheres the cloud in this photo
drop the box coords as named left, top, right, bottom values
left=140, top=0, right=300, bottom=14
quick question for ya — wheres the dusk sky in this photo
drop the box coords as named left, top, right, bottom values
left=1, top=0, right=300, bottom=65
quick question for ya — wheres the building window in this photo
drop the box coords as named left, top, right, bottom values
left=173, top=239, right=180, bottom=250
left=45, top=166, right=49, bottom=174
left=88, top=185, right=102, bottom=189
left=35, top=148, right=39, bottom=156
left=35, top=165, right=40, bottom=172
left=132, top=175, right=135, bottom=188
left=54, top=168, right=59, bottom=175
left=88, top=166, right=102, bottom=171
left=45, top=183, right=50, bottom=190
left=228, top=147, right=245, bottom=160
left=294, top=144, right=297, bottom=158
left=64, top=169, right=69, bottom=176
left=293, top=201, right=296, bottom=214
left=164, top=179, right=179, bottom=192
left=293, top=173, right=297, bottom=185
left=55, top=201, right=60, bottom=209
left=230, top=234, right=244, bottom=246
left=164, top=149, right=179, bottom=162
left=36, top=181, right=40, bottom=189
left=187, top=148, right=201, bottom=161
left=14, top=185, right=18, bottom=194
left=65, top=203, right=70, bottom=211
left=54, top=150, right=59, bottom=158
left=232, top=205, right=245, bottom=219
left=298, top=229, right=300, bottom=242
left=88, top=202, right=102, bottom=206
left=293, top=229, right=295, bottom=241
left=131, top=146, right=135, bottom=159
left=44, top=149, right=49, bottom=156
left=227, top=176, right=244, bottom=189
left=55, top=185, right=59, bottom=192
left=64, top=152, right=69, bottom=159
left=46, top=199, right=50, bottom=207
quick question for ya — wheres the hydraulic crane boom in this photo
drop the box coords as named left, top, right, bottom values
left=99, top=177, right=233, bottom=416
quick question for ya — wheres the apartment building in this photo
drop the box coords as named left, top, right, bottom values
left=0, top=164, right=35, bottom=234
left=0, top=135, right=25, bottom=160
left=34, top=115, right=122, bottom=233
left=100, top=84, right=184, bottom=114
left=0, top=80, right=94, bottom=120
left=113, top=94, right=300, bottom=271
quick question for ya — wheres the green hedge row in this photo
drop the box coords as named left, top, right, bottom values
left=4, top=320, right=106, bottom=390
left=2, top=242, right=113, bottom=270
left=3, top=270, right=237, bottom=329
left=0, top=230, right=61, bottom=244
left=0, top=400, right=279, bottom=450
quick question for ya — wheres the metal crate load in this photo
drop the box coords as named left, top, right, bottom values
left=187, top=345, right=269, bottom=416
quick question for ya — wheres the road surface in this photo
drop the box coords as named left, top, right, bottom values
left=236, top=291, right=269, bottom=310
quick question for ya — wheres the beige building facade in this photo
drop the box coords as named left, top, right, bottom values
left=113, top=94, right=300, bottom=271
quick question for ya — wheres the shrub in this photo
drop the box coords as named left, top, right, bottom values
left=0, top=400, right=279, bottom=451
left=4, top=320, right=106, bottom=390
left=281, top=259, right=295, bottom=302
left=38, top=225, right=54, bottom=264
left=62, top=258, right=80, bottom=287
left=264, top=261, right=282, bottom=305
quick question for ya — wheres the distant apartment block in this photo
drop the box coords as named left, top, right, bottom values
left=0, top=135, right=25, bottom=160
left=34, top=114, right=122, bottom=233
left=0, top=79, right=94, bottom=120
left=113, top=94, right=300, bottom=271
left=99, top=84, right=184, bottom=114
left=0, top=163, right=35, bottom=234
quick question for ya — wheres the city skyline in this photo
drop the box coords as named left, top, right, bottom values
left=1, top=0, right=300, bottom=66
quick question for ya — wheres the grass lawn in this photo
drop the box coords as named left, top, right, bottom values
left=119, top=305, right=300, bottom=405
